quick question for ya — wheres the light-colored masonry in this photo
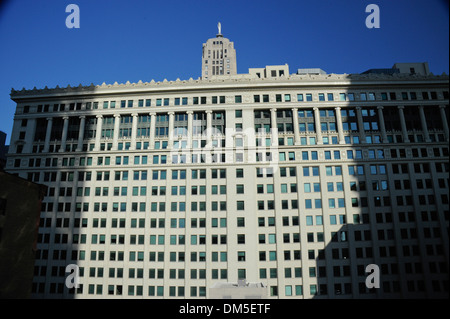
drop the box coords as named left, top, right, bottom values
left=5, top=30, right=449, bottom=299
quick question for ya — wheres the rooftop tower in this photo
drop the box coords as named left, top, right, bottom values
left=201, top=22, right=237, bottom=79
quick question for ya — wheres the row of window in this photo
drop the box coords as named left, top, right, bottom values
left=25, top=130, right=448, bottom=158
left=22, top=144, right=450, bottom=175
left=37, top=239, right=447, bottom=266
left=36, top=228, right=449, bottom=265
left=22, top=89, right=449, bottom=114
left=34, top=277, right=449, bottom=296
left=41, top=207, right=447, bottom=238
left=47, top=176, right=446, bottom=197
left=30, top=158, right=447, bottom=185
left=41, top=189, right=450, bottom=216
left=22, top=106, right=445, bottom=132
left=39, top=227, right=446, bottom=253
left=20, top=107, right=446, bottom=142
left=53, top=180, right=381, bottom=198
left=38, top=188, right=449, bottom=216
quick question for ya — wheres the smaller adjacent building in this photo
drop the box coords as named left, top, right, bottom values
left=362, top=62, right=430, bottom=76
left=0, top=171, right=47, bottom=298
left=209, top=281, right=267, bottom=299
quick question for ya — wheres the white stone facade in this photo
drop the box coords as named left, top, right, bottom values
left=5, top=63, right=450, bottom=299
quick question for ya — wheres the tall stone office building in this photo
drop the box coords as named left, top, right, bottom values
left=5, top=28, right=449, bottom=299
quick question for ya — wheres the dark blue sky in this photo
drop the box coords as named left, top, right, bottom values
left=0, top=0, right=448, bottom=143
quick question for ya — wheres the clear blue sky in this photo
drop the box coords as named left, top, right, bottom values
left=0, top=0, right=448, bottom=144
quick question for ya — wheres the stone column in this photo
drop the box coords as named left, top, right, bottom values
left=149, top=112, right=156, bottom=149
left=292, top=108, right=300, bottom=145
left=130, top=113, right=138, bottom=150
left=43, top=117, right=53, bottom=152
left=187, top=111, right=193, bottom=149
left=168, top=111, right=174, bottom=149
left=355, top=107, right=366, bottom=144
left=206, top=110, right=213, bottom=145
left=439, top=105, right=449, bottom=141
left=24, top=118, right=37, bottom=153
left=418, top=106, right=431, bottom=142
left=111, top=114, right=120, bottom=150
left=181, top=111, right=193, bottom=164
left=313, top=107, right=323, bottom=145
left=270, top=108, right=278, bottom=146
left=94, top=115, right=103, bottom=151
left=76, top=115, right=86, bottom=151
left=376, top=106, right=389, bottom=143
left=335, top=106, right=345, bottom=144
left=397, top=106, right=410, bottom=143
left=59, top=116, right=69, bottom=152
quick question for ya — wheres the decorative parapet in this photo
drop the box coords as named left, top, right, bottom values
left=10, top=72, right=449, bottom=99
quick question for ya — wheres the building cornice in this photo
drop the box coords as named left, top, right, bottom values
left=10, top=72, right=449, bottom=101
